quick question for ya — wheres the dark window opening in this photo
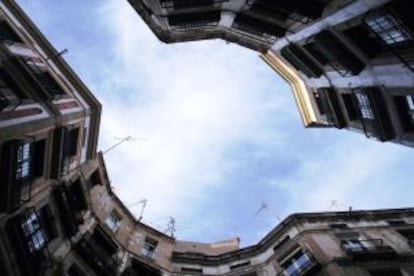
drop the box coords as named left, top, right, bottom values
left=280, top=44, right=323, bottom=78
left=311, top=30, right=366, bottom=76
left=0, top=69, right=28, bottom=100
left=394, top=95, right=414, bottom=131
left=368, top=268, right=403, bottom=276
left=181, top=267, right=203, bottom=273
left=87, top=169, right=101, bottom=188
left=142, top=237, right=158, bottom=259
left=313, top=91, right=325, bottom=115
left=168, top=10, right=221, bottom=28
left=67, top=264, right=85, bottom=276
left=63, top=127, right=80, bottom=156
left=273, top=236, right=290, bottom=252
left=387, top=219, right=406, bottom=226
left=35, top=71, right=66, bottom=97
left=342, top=94, right=359, bottom=121
left=303, top=42, right=329, bottom=65
left=329, top=223, right=349, bottom=229
left=131, top=259, right=162, bottom=276
left=161, top=0, right=215, bottom=9
left=230, top=261, right=251, bottom=270
left=343, top=25, right=383, bottom=57
left=397, top=229, right=414, bottom=244
left=0, top=21, right=22, bottom=43
left=234, top=14, right=286, bottom=37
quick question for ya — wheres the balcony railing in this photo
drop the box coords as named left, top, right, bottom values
left=317, top=88, right=346, bottom=128
left=351, top=88, right=395, bottom=141
left=160, top=0, right=227, bottom=9
left=168, top=10, right=221, bottom=29
left=233, top=13, right=286, bottom=38
left=341, top=239, right=397, bottom=261
left=281, top=44, right=323, bottom=78
left=75, top=234, right=119, bottom=276
left=312, top=30, right=366, bottom=76
left=364, top=4, right=414, bottom=73
left=247, top=0, right=325, bottom=20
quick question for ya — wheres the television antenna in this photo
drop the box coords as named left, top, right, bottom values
left=254, top=202, right=269, bottom=217
left=128, top=199, right=147, bottom=222
left=165, top=217, right=176, bottom=238
left=102, top=136, right=146, bottom=155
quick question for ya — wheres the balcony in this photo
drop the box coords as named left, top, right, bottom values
left=50, top=127, right=80, bottom=178
left=160, top=0, right=227, bottom=10
left=351, top=88, right=395, bottom=141
left=128, top=259, right=161, bottom=276
left=341, top=239, right=397, bottom=261
left=363, top=1, right=414, bottom=72
left=316, top=88, right=346, bottom=128
left=312, top=30, right=366, bottom=76
left=168, top=10, right=221, bottom=29
left=248, top=0, right=326, bottom=20
left=74, top=229, right=119, bottom=276
left=53, top=188, right=77, bottom=237
left=233, top=14, right=286, bottom=38
left=281, top=44, right=323, bottom=78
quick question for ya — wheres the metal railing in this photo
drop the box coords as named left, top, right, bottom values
left=364, top=8, right=414, bottom=73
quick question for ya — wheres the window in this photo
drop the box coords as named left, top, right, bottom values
left=21, top=209, right=54, bottom=253
left=105, top=211, right=121, bottom=232
left=343, top=25, right=383, bottom=57
left=280, top=249, right=315, bottom=276
left=366, top=12, right=412, bottom=45
left=355, top=92, right=374, bottom=120
left=313, top=91, right=326, bottom=115
left=394, top=95, right=414, bottom=131
left=66, top=264, right=85, bottom=276
left=16, top=142, right=32, bottom=180
left=14, top=139, right=45, bottom=182
left=341, top=239, right=365, bottom=252
left=0, top=21, right=22, bottom=43
left=141, top=237, right=158, bottom=259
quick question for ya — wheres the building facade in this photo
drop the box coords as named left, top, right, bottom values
left=128, top=0, right=414, bottom=148
left=1, top=0, right=414, bottom=275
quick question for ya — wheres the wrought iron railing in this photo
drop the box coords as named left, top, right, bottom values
left=364, top=8, right=414, bottom=73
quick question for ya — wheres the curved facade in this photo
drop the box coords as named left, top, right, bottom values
left=1, top=0, right=414, bottom=275
left=129, top=0, right=414, bottom=148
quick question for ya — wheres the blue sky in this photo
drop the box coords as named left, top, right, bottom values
left=18, top=0, right=414, bottom=246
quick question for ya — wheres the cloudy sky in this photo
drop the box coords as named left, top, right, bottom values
left=18, top=0, right=414, bottom=246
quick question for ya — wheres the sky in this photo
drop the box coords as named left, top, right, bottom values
left=18, top=0, right=414, bottom=246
